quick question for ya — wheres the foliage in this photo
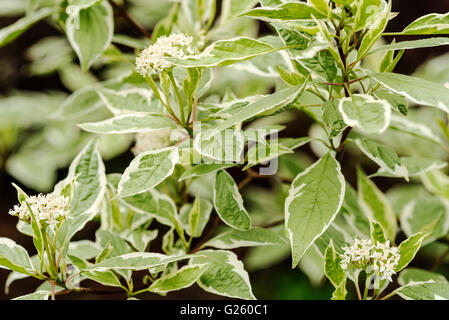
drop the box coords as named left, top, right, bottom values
left=1, top=0, right=449, bottom=300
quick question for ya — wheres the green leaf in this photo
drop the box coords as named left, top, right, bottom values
left=179, top=197, right=213, bottom=238
left=169, top=37, right=275, bottom=68
left=190, top=250, right=256, bottom=300
left=83, top=269, right=123, bottom=288
left=220, top=0, right=258, bottom=23
left=179, top=163, right=236, bottom=181
left=355, top=138, right=408, bottom=178
left=118, top=147, right=179, bottom=197
left=301, top=51, right=337, bottom=82
left=309, top=0, right=331, bottom=17
left=212, top=84, right=305, bottom=133
left=400, top=197, right=449, bottom=244
left=0, top=238, right=34, bottom=276
left=118, top=188, right=179, bottom=229
left=375, top=156, right=447, bottom=178
left=357, top=168, right=397, bottom=242
left=149, top=264, right=209, bottom=294
left=96, top=88, right=163, bottom=115
left=375, top=91, right=408, bottom=115
left=331, top=279, right=348, bottom=300
left=0, top=7, right=55, bottom=47
left=371, top=72, right=449, bottom=114
left=370, top=220, right=387, bottom=244
left=402, top=13, right=449, bottom=35
left=357, top=1, right=391, bottom=61
left=421, top=170, right=449, bottom=200
left=398, top=268, right=448, bottom=286
left=54, top=86, right=103, bottom=121
left=79, top=114, right=179, bottom=134
left=370, top=38, right=449, bottom=54
left=285, top=153, right=345, bottom=267
left=87, top=252, right=192, bottom=271
left=204, top=227, right=286, bottom=249
left=244, top=137, right=310, bottom=170
left=338, top=94, right=391, bottom=133
left=241, top=2, right=327, bottom=21
left=324, top=239, right=346, bottom=288
left=194, top=129, right=245, bottom=162
left=60, top=139, right=106, bottom=240
left=389, top=115, right=444, bottom=145
left=396, top=232, right=427, bottom=272
left=213, top=170, right=251, bottom=231
left=121, top=229, right=158, bottom=252
left=393, top=280, right=449, bottom=300
left=354, top=0, right=381, bottom=31
left=68, top=240, right=101, bottom=260
left=66, top=1, right=114, bottom=71
left=13, top=291, right=50, bottom=300
left=322, top=100, right=346, bottom=134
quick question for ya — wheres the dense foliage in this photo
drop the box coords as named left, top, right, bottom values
left=1, top=0, right=449, bottom=300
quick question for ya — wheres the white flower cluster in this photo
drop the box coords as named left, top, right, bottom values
left=340, top=238, right=400, bottom=282
left=133, top=128, right=172, bottom=155
left=9, top=193, right=70, bottom=225
left=135, top=33, right=193, bottom=77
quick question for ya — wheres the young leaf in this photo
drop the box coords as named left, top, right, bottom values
left=179, top=198, right=213, bottom=238
left=190, top=250, right=256, bottom=300
left=213, top=170, right=251, bottom=231
left=370, top=220, right=387, bottom=244
left=118, top=147, right=179, bottom=197
left=79, top=114, right=179, bottom=134
left=149, top=264, right=209, bottom=294
left=353, top=0, right=381, bottom=31
left=338, top=94, right=391, bottom=133
left=357, top=168, right=397, bottom=242
left=357, top=1, right=391, bottom=60
left=324, top=239, right=346, bottom=289
left=371, top=72, right=449, bottom=114
left=285, top=153, right=345, bottom=267
left=66, top=1, right=114, bottom=71
left=203, top=227, right=286, bottom=249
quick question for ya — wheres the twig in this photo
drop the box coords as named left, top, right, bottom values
left=430, top=248, right=449, bottom=271
left=190, top=216, right=220, bottom=254
left=109, top=0, right=151, bottom=39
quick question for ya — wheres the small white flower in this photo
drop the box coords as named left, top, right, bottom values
left=9, top=193, right=70, bottom=225
left=133, top=128, right=188, bottom=155
left=339, top=238, right=400, bottom=283
left=135, top=33, right=193, bottom=77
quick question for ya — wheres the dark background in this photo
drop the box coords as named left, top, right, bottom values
left=0, top=0, right=449, bottom=300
